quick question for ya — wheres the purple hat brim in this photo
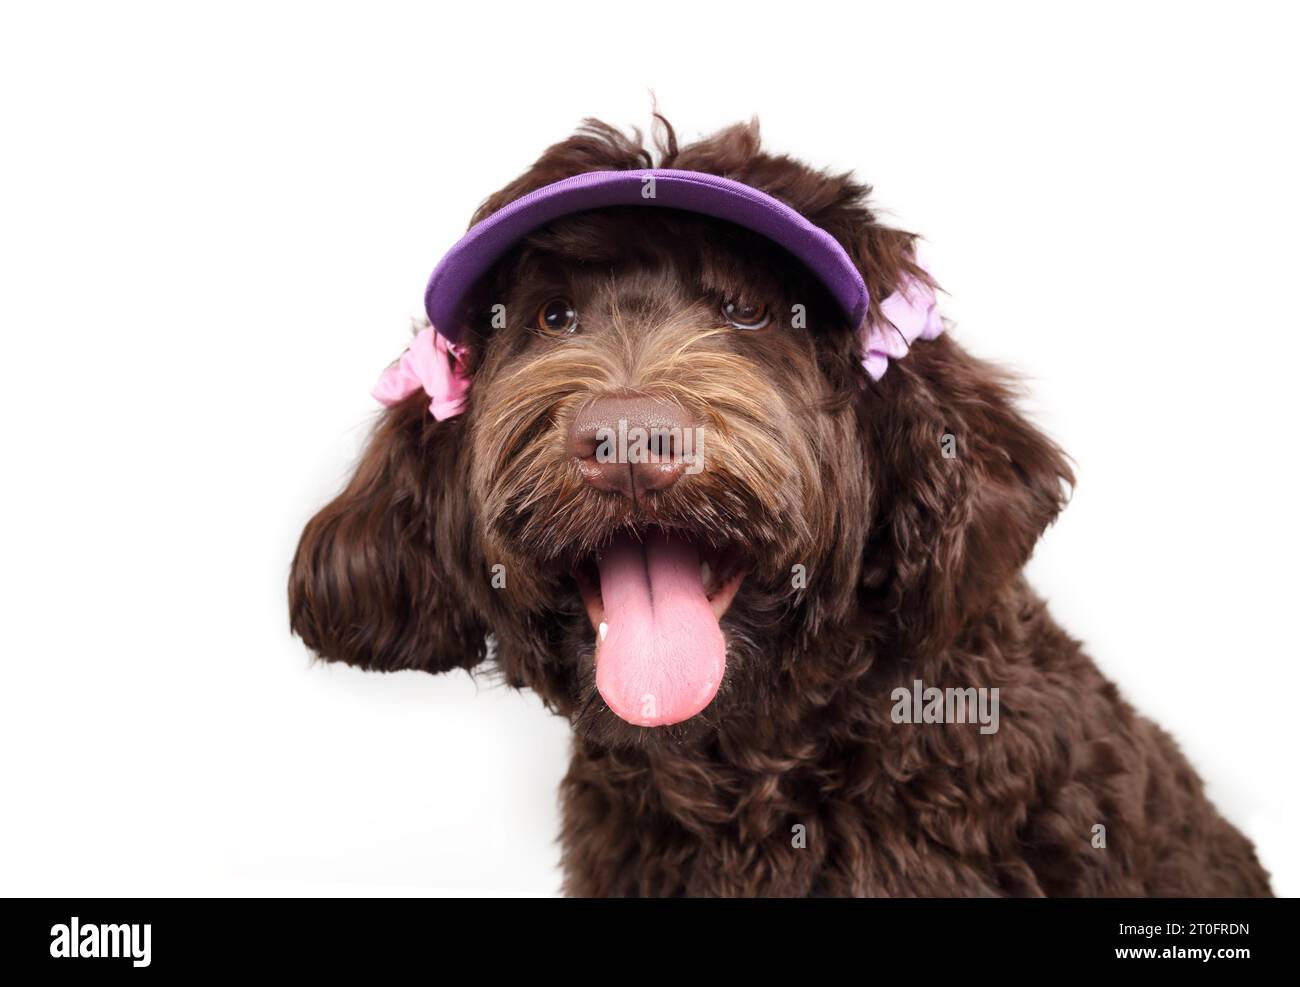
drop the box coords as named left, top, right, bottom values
left=424, top=168, right=868, bottom=342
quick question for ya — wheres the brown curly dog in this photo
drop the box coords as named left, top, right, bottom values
left=289, top=118, right=1272, bottom=897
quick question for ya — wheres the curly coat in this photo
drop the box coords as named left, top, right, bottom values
left=289, top=118, right=1272, bottom=897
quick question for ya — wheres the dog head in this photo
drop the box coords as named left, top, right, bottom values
left=289, top=119, right=1072, bottom=747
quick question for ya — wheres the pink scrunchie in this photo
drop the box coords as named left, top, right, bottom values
left=371, top=326, right=470, bottom=421
left=861, top=273, right=944, bottom=381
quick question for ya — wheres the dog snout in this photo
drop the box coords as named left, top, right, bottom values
left=567, top=396, right=695, bottom=497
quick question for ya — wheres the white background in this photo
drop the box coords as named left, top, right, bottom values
left=1, top=1, right=1296, bottom=896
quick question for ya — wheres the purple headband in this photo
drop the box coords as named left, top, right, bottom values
left=375, top=169, right=942, bottom=419
left=425, top=169, right=870, bottom=341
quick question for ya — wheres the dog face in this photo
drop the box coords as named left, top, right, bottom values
left=466, top=208, right=858, bottom=740
left=289, top=120, right=1073, bottom=748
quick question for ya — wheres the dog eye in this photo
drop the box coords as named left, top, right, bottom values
left=535, top=297, right=579, bottom=336
left=721, top=299, right=770, bottom=330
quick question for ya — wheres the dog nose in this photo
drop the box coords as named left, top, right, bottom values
left=567, top=396, right=696, bottom=497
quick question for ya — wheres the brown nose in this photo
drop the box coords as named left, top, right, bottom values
left=567, top=396, right=696, bottom=497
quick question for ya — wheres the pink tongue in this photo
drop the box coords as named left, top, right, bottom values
left=595, top=530, right=725, bottom=727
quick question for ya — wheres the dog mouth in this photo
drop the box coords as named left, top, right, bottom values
left=572, top=528, right=747, bottom=728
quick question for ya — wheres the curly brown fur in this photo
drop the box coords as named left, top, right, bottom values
left=289, top=117, right=1272, bottom=897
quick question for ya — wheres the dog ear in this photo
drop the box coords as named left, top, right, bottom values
left=802, top=198, right=1071, bottom=652
left=862, top=337, right=1074, bottom=655
left=288, top=396, right=489, bottom=673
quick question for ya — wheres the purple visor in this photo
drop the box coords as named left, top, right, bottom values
left=424, top=168, right=869, bottom=342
